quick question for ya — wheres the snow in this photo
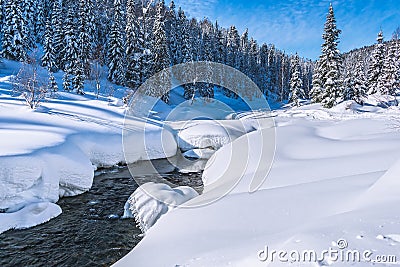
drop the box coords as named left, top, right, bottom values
left=0, top=202, right=62, bottom=233
left=115, top=103, right=400, bottom=267
left=122, top=182, right=199, bottom=233
left=0, top=60, right=178, bottom=233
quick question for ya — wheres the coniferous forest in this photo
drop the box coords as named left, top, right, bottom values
left=0, top=0, right=399, bottom=108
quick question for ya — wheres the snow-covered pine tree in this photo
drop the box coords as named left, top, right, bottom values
left=189, top=18, right=200, bottom=62
left=125, top=0, right=142, bottom=90
left=367, top=30, right=385, bottom=95
left=41, top=18, right=56, bottom=71
left=0, top=0, right=3, bottom=36
left=34, top=0, right=45, bottom=44
left=352, top=56, right=368, bottom=105
left=226, top=25, right=240, bottom=69
left=21, top=0, right=35, bottom=49
left=225, top=25, right=240, bottom=97
left=78, top=0, right=95, bottom=76
left=381, top=40, right=398, bottom=96
left=310, top=61, right=323, bottom=103
left=151, top=0, right=170, bottom=103
left=107, top=0, right=126, bottom=86
left=313, top=3, right=343, bottom=108
left=167, top=0, right=179, bottom=66
left=1, top=0, right=27, bottom=61
left=239, top=29, right=250, bottom=75
left=267, top=45, right=277, bottom=95
left=52, top=0, right=64, bottom=70
left=178, top=8, right=195, bottom=100
left=199, top=20, right=214, bottom=98
left=48, top=71, right=58, bottom=93
left=213, top=21, right=226, bottom=64
left=73, top=60, right=85, bottom=95
left=258, top=43, right=269, bottom=96
left=62, top=7, right=79, bottom=91
left=248, top=38, right=259, bottom=85
left=289, top=53, right=304, bottom=107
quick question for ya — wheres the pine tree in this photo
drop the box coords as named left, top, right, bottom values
left=107, top=0, right=126, bottom=85
left=41, top=18, right=56, bottom=71
left=78, top=0, right=94, bottom=75
left=167, top=0, right=179, bottom=65
left=34, top=0, right=45, bottom=44
left=52, top=0, right=64, bottom=70
left=62, top=7, right=79, bottom=91
left=381, top=41, right=398, bottom=96
left=151, top=0, right=170, bottom=103
left=367, top=30, right=385, bottom=95
left=1, top=0, right=27, bottom=61
left=48, top=71, right=58, bottom=93
left=352, top=58, right=368, bottom=104
left=177, top=8, right=194, bottom=100
left=125, top=0, right=143, bottom=90
left=313, top=3, right=343, bottom=108
left=22, top=0, right=35, bottom=49
left=225, top=25, right=240, bottom=97
left=289, top=53, right=304, bottom=106
left=199, top=22, right=214, bottom=98
left=240, top=29, right=250, bottom=75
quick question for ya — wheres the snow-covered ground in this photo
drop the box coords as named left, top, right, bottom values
left=2, top=58, right=400, bottom=266
left=116, top=101, right=400, bottom=267
left=0, top=60, right=260, bottom=233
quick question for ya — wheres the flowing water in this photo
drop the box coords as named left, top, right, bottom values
left=0, top=159, right=204, bottom=267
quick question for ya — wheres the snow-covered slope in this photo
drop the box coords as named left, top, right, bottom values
left=115, top=104, right=400, bottom=267
left=0, top=61, right=178, bottom=233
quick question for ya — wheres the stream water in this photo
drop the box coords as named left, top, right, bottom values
left=0, top=159, right=204, bottom=267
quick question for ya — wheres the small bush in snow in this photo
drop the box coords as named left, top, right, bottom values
left=12, top=57, right=49, bottom=109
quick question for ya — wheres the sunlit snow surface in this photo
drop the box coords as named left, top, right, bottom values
left=116, top=101, right=400, bottom=267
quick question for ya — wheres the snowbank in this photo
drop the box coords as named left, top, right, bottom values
left=0, top=202, right=62, bottom=233
left=122, top=182, right=198, bottom=233
left=115, top=107, right=400, bottom=267
left=0, top=93, right=177, bottom=234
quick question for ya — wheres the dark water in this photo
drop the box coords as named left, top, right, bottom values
left=0, top=159, right=203, bottom=267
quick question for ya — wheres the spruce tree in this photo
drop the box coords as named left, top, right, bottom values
left=382, top=41, right=398, bottom=96
left=289, top=53, right=304, bottom=107
left=22, top=0, right=35, bottom=49
left=34, top=0, right=45, bottom=44
left=167, top=0, right=179, bottom=65
left=313, top=4, right=343, bottom=108
left=125, top=0, right=143, bottom=90
left=367, top=30, right=385, bottom=95
left=62, top=7, right=79, bottom=91
left=199, top=25, right=214, bottom=98
left=177, top=8, right=194, bottom=100
left=52, top=0, right=64, bottom=70
left=41, top=18, right=56, bottom=71
left=1, top=0, right=27, bottom=61
left=352, top=58, right=368, bottom=104
left=151, top=0, right=170, bottom=103
left=107, top=0, right=126, bottom=86
left=48, top=71, right=58, bottom=93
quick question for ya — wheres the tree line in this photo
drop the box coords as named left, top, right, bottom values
left=310, top=4, right=400, bottom=108
left=0, top=0, right=313, bottom=104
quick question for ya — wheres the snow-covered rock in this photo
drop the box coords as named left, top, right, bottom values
left=123, top=182, right=198, bottom=233
left=183, top=148, right=215, bottom=159
left=176, top=120, right=253, bottom=151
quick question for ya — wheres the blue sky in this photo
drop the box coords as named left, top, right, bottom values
left=170, top=0, right=400, bottom=59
